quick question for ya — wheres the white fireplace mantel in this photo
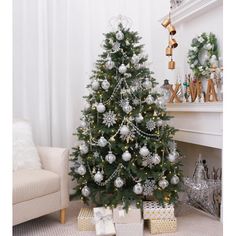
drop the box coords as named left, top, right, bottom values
left=166, top=102, right=223, bottom=149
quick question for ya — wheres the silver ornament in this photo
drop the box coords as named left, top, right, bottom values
left=158, top=178, right=169, bottom=189
left=114, top=177, right=124, bottom=188
left=139, top=145, right=150, bottom=157
left=122, top=103, right=132, bottom=114
left=145, top=95, right=154, bottom=105
left=101, top=79, right=110, bottom=91
left=76, top=164, right=86, bottom=176
left=167, top=151, right=178, bottom=162
left=79, top=144, right=89, bottom=155
left=122, top=150, right=132, bottom=162
left=118, top=64, right=127, bottom=74
left=105, top=60, right=114, bottom=70
left=171, top=175, right=180, bottom=185
left=131, top=54, right=140, bottom=64
left=105, top=151, right=116, bottom=164
left=94, top=171, right=104, bottom=183
left=156, top=119, right=163, bottom=126
left=98, top=136, right=108, bottom=147
left=133, top=183, right=143, bottom=195
left=152, top=153, right=161, bottom=165
left=120, top=125, right=130, bottom=135
left=81, top=186, right=90, bottom=197
left=79, top=120, right=87, bottom=128
left=91, top=80, right=100, bottom=90
left=135, top=113, right=144, bottom=123
left=143, top=78, right=152, bottom=89
left=96, top=103, right=106, bottom=113
left=116, top=31, right=124, bottom=41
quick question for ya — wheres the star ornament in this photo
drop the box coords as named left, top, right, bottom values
left=102, top=110, right=117, bottom=127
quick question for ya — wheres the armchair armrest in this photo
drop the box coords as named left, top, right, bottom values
left=37, top=146, right=69, bottom=209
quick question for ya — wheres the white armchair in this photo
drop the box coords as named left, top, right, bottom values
left=13, top=146, right=69, bottom=225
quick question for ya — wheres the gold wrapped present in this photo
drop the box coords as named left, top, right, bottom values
left=148, top=218, right=177, bottom=234
left=143, top=201, right=174, bottom=220
left=77, top=208, right=95, bottom=232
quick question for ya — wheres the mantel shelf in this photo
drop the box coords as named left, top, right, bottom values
left=159, top=0, right=223, bottom=25
left=166, top=102, right=223, bottom=113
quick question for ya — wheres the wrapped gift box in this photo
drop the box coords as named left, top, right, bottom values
left=113, top=203, right=141, bottom=224
left=78, top=208, right=95, bottom=232
left=143, top=201, right=175, bottom=220
left=148, top=218, right=177, bottom=234
left=93, top=207, right=116, bottom=236
left=115, top=219, right=143, bottom=236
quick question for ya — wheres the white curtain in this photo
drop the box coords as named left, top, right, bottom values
left=13, top=0, right=169, bottom=148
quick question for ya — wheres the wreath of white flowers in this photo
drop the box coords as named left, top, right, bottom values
left=187, top=33, right=218, bottom=78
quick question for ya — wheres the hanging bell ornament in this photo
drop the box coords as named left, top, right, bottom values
left=167, top=24, right=176, bottom=35
left=168, top=59, right=176, bottom=70
left=81, top=185, right=91, bottom=197
left=133, top=183, right=143, bottom=195
left=94, top=171, right=104, bottom=183
left=76, top=164, right=86, bottom=176
left=98, top=136, right=108, bottom=147
left=165, top=46, right=173, bottom=56
left=169, top=38, right=178, bottom=48
left=122, top=150, right=132, bottom=162
left=161, top=17, right=171, bottom=28
left=96, top=103, right=106, bottom=113
left=171, top=175, right=180, bottom=185
left=114, top=177, right=124, bottom=188
left=158, top=177, right=169, bottom=189
left=105, top=151, right=116, bottom=164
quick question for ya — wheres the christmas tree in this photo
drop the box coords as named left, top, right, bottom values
left=70, top=17, right=182, bottom=209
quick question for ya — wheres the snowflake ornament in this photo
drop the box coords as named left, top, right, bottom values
left=132, top=98, right=140, bottom=106
left=102, top=110, right=117, bottom=127
left=142, top=154, right=155, bottom=168
left=146, top=119, right=156, bottom=131
left=143, top=179, right=157, bottom=196
left=93, top=151, right=100, bottom=159
left=120, top=128, right=136, bottom=143
left=119, top=99, right=127, bottom=108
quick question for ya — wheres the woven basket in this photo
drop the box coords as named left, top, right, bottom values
left=77, top=208, right=95, bottom=231
left=148, top=218, right=177, bottom=234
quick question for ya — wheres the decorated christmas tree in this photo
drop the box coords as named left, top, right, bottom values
left=70, top=17, right=182, bottom=209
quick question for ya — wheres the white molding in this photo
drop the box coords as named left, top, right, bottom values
left=159, top=0, right=223, bottom=25
left=166, top=102, right=223, bottom=113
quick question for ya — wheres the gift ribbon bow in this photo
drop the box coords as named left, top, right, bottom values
left=93, top=211, right=113, bottom=224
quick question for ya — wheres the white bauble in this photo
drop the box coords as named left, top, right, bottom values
left=80, top=144, right=88, bottom=155
left=105, top=60, right=115, bottom=70
left=131, top=54, right=140, bottom=64
left=120, top=125, right=130, bottom=135
left=171, top=175, right=180, bottom=185
left=76, top=165, right=86, bottom=176
left=98, top=136, right=108, bottom=147
left=94, top=171, right=104, bottom=183
left=156, top=119, right=163, bottom=126
left=135, top=113, right=144, bottom=123
left=139, top=146, right=150, bottom=157
left=122, top=103, right=132, bottom=114
left=167, top=151, right=178, bottom=162
left=84, top=102, right=90, bottom=111
left=122, top=150, right=132, bottom=162
left=152, top=154, right=161, bottom=165
left=105, top=151, right=116, bottom=164
left=118, top=64, right=127, bottom=74
left=91, top=80, right=100, bottom=90
left=114, top=177, right=124, bottom=188
left=143, top=78, right=152, bottom=89
left=79, top=120, right=87, bottom=128
left=81, top=185, right=90, bottom=197
left=133, top=183, right=143, bottom=195
left=96, top=103, right=106, bottom=113
left=158, top=178, right=169, bottom=189
left=145, top=95, right=154, bottom=105
left=101, top=79, right=110, bottom=91
left=116, top=31, right=124, bottom=41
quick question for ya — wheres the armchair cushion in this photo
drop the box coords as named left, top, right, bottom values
left=13, top=169, right=60, bottom=204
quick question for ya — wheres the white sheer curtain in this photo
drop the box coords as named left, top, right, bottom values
left=13, top=0, right=169, bottom=148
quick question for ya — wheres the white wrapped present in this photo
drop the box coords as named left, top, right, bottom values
left=115, top=219, right=144, bottom=236
left=113, top=203, right=141, bottom=224
left=148, top=217, right=177, bottom=234
left=143, top=201, right=175, bottom=220
left=93, top=207, right=116, bottom=236
left=78, top=208, right=96, bottom=232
